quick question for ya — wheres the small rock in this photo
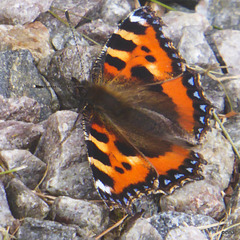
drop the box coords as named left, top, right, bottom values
left=51, top=196, right=109, bottom=238
left=150, top=211, right=217, bottom=239
left=50, top=0, right=105, bottom=26
left=0, top=120, right=44, bottom=150
left=36, top=111, right=97, bottom=200
left=207, top=0, right=240, bottom=30
left=0, top=96, right=41, bottom=123
left=0, top=22, right=54, bottom=62
left=223, top=115, right=240, bottom=150
left=0, top=49, right=56, bottom=120
left=0, top=0, right=54, bottom=25
left=0, top=149, right=46, bottom=189
left=0, top=181, right=15, bottom=228
left=38, top=45, right=101, bottom=109
left=5, top=178, right=50, bottom=219
left=222, top=79, right=240, bottom=113
left=16, top=217, right=80, bottom=240
left=76, top=19, right=116, bottom=45
left=178, top=26, right=217, bottom=66
left=162, top=11, right=211, bottom=45
left=211, top=30, right=240, bottom=75
left=166, top=226, right=208, bottom=240
left=120, top=218, right=163, bottom=240
left=101, top=0, right=131, bottom=24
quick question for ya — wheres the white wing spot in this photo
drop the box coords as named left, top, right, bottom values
left=129, top=15, right=146, bottom=25
left=95, top=179, right=112, bottom=195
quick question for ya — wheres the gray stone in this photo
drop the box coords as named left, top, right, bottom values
left=0, top=49, right=57, bottom=120
left=166, top=226, right=208, bottom=240
left=0, top=181, right=15, bottom=228
left=150, top=211, right=217, bottom=239
left=51, top=196, right=109, bottom=238
left=0, top=120, right=44, bottom=150
left=0, top=149, right=46, bottom=189
left=36, top=111, right=97, bottom=200
left=0, top=0, right=54, bottom=25
left=76, top=19, right=116, bottom=45
left=38, top=45, right=101, bottom=109
left=16, top=217, right=80, bottom=240
left=162, top=11, right=212, bottom=45
left=178, top=26, right=217, bottom=66
left=0, top=96, right=41, bottom=123
left=51, top=0, right=105, bottom=26
left=207, top=0, right=240, bottom=30
left=120, top=218, right=163, bottom=240
left=100, top=0, right=131, bottom=24
left=223, top=115, right=240, bottom=150
left=5, top=178, right=50, bottom=219
left=211, top=30, right=240, bottom=76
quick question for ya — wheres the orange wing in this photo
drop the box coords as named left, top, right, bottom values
left=85, top=114, right=158, bottom=209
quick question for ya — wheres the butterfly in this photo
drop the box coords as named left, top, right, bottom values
left=78, top=6, right=211, bottom=212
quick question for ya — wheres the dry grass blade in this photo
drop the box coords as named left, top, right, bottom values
left=213, top=111, right=240, bottom=160
left=95, top=214, right=128, bottom=240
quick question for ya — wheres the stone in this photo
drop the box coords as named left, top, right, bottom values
left=100, top=0, right=131, bottom=24
left=166, top=226, right=208, bottom=240
left=36, top=111, right=97, bottom=200
left=150, top=211, right=217, bottom=239
left=0, top=96, right=41, bottom=123
left=211, top=30, right=240, bottom=76
left=0, top=49, right=57, bottom=120
left=6, top=178, right=50, bottom=219
left=16, top=217, right=81, bottom=240
left=0, top=181, right=15, bottom=228
left=0, top=0, right=54, bottom=25
left=120, top=218, right=163, bottom=240
left=0, top=149, right=46, bottom=189
left=0, top=22, right=54, bottom=62
left=0, top=120, right=44, bottom=150
left=206, top=0, right=240, bottom=30
left=51, top=196, right=109, bottom=238
left=38, top=45, right=101, bottom=109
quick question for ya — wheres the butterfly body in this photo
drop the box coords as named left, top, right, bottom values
left=81, top=7, right=211, bottom=211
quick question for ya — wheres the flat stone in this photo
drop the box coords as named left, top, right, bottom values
left=150, top=211, right=217, bottom=239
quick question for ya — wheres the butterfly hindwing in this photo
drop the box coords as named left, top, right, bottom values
left=85, top=114, right=158, bottom=209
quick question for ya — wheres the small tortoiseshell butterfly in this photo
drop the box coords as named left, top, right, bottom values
left=79, top=7, right=211, bottom=211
